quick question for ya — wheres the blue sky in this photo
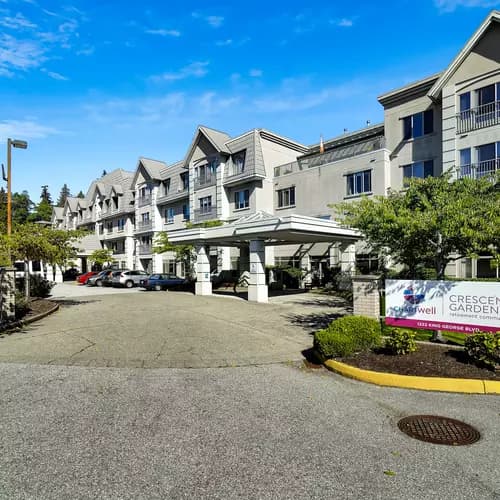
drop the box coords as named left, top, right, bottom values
left=1, top=0, right=499, bottom=202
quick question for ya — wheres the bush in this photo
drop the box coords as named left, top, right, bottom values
left=14, top=291, right=29, bottom=319
left=29, top=274, right=55, bottom=298
left=464, top=332, right=500, bottom=371
left=313, top=315, right=382, bottom=359
left=385, top=328, right=417, bottom=355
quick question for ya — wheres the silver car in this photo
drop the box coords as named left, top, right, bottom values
left=111, top=270, right=149, bottom=288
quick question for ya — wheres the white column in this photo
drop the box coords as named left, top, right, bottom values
left=300, top=253, right=312, bottom=288
left=195, top=245, right=212, bottom=296
left=248, top=239, right=268, bottom=303
left=217, top=246, right=231, bottom=272
left=340, top=243, right=356, bottom=275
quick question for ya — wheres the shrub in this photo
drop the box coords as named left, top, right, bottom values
left=29, top=275, right=55, bottom=298
left=313, top=315, right=381, bottom=359
left=314, top=329, right=358, bottom=358
left=385, top=328, right=417, bottom=355
left=14, top=291, right=30, bottom=319
left=464, top=332, right=500, bottom=371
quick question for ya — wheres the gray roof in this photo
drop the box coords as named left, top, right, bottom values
left=52, top=206, right=64, bottom=219
left=225, top=130, right=266, bottom=177
left=138, top=157, right=167, bottom=180
left=65, top=197, right=79, bottom=213
left=76, top=233, right=103, bottom=255
left=86, top=169, right=134, bottom=201
left=199, top=126, right=231, bottom=154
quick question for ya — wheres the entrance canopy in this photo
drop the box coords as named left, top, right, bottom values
left=169, top=211, right=360, bottom=247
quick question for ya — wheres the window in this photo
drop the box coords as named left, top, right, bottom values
left=106, top=221, right=113, bottom=232
left=476, top=142, right=500, bottom=177
left=402, top=109, right=433, bottom=139
left=165, top=207, right=175, bottom=224
left=117, top=218, right=126, bottom=231
left=182, top=204, right=190, bottom=221
left=233, top=151, right=246, bottom=175
left=163, top=260, right=176, bottom=275
left=180, top=172, right=189, bottom=191
left=459, top=92, right=471, bottom=112
left=346, top=170, right=372, bottom=196
left=142, top=212, right=150, bottom=222
left=277, top=187, right=295, bottom=208
left=459, top=148, right=472, bottom=177
left=199, top=196, right=212, bottom=214
left=402, top=160, right=434, bottom=184
left=162, top=179, right=171, bottom=196
left=234, top=189, right=249, bottom=209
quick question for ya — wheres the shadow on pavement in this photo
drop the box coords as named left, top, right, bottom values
left=285, top=311, right=344, bottom=335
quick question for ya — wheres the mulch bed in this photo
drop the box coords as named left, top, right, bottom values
left=26, top=298, right=58, bottom=318
left=339, top=344, right=499, bottom=381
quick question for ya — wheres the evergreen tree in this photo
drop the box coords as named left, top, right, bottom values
left=77, top=190, right=85, bottom=199
left=12, top=191, right=33, bottom=225
left=40, top=185, right=52, bottom=204
left=57, top=184, right=71, bottom=207
left=101, top=169, right=107, bottom=177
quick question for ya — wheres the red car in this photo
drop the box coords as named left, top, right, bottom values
left=77, top=271, right=98, bottom=284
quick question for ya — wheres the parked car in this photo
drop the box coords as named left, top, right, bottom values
left=63, top=267, right=79, bottom=281
left=87, top=270, right=113, bottom=287
left=77, top=271, right=98, bottom=285
left=112, top=270, right=149, bottom=288
left=140, top=274, right=187, bottom=291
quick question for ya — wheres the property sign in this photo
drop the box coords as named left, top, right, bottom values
left=385, top=279, right=500, bottom=333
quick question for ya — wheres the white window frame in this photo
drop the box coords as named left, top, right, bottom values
left=277, top=186, right=295, bottom=208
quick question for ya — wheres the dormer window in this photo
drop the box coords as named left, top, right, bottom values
left=233, top=151, right=246, bottom=175
left=162, top=179, right=171, bottom=196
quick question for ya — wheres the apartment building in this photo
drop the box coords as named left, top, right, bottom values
left=54, top=11, right=499, bottom=281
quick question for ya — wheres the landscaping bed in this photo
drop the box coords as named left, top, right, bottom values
left=339, top=343, right=500, bottom=381
left=26, top=298, right=58, bottom=318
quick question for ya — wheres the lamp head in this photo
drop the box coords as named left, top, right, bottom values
left=11, top=139, right=28, bottom=149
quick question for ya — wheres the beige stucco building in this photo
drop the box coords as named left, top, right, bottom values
left=54, top=11, right=500, bottom=283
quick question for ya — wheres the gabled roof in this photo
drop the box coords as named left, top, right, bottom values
left=64, top=197, right=79, bottom=213
left=428, top=10, right=500, bottom=100
left=76, top=198, right=87, bottom=209
left=131, top=157, right=167, bottom=186
left=52, top=206, right=64, bottom=220
left=159, top=160, right=184, bottom=180
left=184, top=125, right=232, bottom=165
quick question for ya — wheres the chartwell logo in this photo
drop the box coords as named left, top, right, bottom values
left=403, top=286, right=425, bottom=305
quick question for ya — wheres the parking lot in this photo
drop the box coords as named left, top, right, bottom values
left=0, top=285, right=349, bottom=368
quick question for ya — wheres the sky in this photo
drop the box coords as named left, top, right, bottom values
left=1, top=0, right=499, bottom=202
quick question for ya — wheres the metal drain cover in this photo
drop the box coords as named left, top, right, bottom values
left=397, top=415, right=480, bottom=445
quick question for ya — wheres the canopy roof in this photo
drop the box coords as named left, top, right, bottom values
left=168, top=211, right=360, bottom=247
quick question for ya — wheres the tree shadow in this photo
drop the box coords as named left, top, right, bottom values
left=285, top=311, right=344, bottom=335
left=52, top=299, right=101, bottom=307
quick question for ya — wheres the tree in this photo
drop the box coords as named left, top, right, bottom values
left=89, top=248, right=114, bottom=268
left=153, top=232, right=195, bottom=277
left=57, top=184, right=71, bottom=207
left=77, top=190, right=85, bottom=199
left=29, top=198, right=53, bottom=222
left=332, top=172, right=500, bottom=280
left=11, top=191, right=33, bottom=225
left=40, top=185, right=52, bottom=204
left=101, top=169, right=107, bottom=177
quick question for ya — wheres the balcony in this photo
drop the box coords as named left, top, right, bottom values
left=135, top=220, right=153, bottom=233
left=137, top=195, right=152, bottom=207
left=456, top=101, right=500, bottom=134
left=138, top=244, right=152, bottom=255
left=194, top=172, right=216, bottom=190
left=458, top=159, right=499, bottom=179
left=193, top=206, right=217, bottom=222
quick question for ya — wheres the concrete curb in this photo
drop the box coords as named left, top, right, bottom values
left=0, top=301, right=59, bottom=333
left=324, top=359, right=500, bottom=395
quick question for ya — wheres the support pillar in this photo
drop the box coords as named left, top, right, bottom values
left=0, top=268, right=16, bottom=321
left=300, top=253, right=312, bottom=288
left=340, top=243, right=356, bottom=275
left=195, top=245, right=212, bottom=296
left=248, top=239, right=268, bottom=303
left=352, top=275, right=381, bottom=319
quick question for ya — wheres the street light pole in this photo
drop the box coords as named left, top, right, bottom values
left=5, top=138, right=28, bottom=236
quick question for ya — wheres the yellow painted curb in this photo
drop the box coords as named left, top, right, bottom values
left=324, top=359, right=499, bottom=395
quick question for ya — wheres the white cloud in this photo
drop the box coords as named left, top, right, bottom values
left=145, top=28, right=181, bottom=37
left=249, top=69, right=263, bottom=77
left=41, top=68, right=68, bottom=80
left=58, top=19, right=78, bottom=33
left=198, top=92, right=239, bottom=114
left=192, top=12, right=224, bottom=28
left=216, top=39, right=233, bottom=46
left=0, top=119, right=59, bottom=139
left=151, top=61, right=209, bottom=82
left=76, top=45, right=94, bottom=56
left=434, top=0, right=500, bottom=11
left=0, top=34, right=47, bottom=74
left=0, top=12, right=37, bottom=29
left=335, top=18, right=354, bottom=27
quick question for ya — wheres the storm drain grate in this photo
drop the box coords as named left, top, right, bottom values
left=397, top=415, right=480, bottom=445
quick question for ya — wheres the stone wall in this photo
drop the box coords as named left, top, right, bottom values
left=352, top=275, right=381, bottom=319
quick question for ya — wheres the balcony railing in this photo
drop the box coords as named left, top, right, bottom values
left=112, top=248, right=125, bottom=255
left=138, top=244, right=152, bottom=255
left=193, top=206, right=217, bottom=221
left=137, top=195, right=152, bottom=207
left=136, top=220, right=153, bottom=232
left=194, top=172, right=216, bottom=189
left=458, top=159, right=499, bottom=179
left=456, top=101, right=500, bottom=134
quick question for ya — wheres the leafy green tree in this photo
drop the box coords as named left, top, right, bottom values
left=57, top=184, right=71, bottom=207
left=89, top=248, right=114, bottom=268
left=332, top=172, right=500, bottom=280
left=153, top=232, right=195, bottom=276
left=12, top=191, right=33, bottom=225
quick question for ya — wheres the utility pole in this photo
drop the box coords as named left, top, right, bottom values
left=5, top=138, right=28, bottom=236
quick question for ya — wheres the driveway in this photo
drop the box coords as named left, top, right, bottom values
left=0, top=288, right=349, bottom=368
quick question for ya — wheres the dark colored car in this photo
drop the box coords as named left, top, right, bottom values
left=140, top=274, right=187, bottom=291
left=77, top=271, right=98, bottom=284
left=63, top=267, right=79, bottom=281
left=87, top=270, right=114, bottom=287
